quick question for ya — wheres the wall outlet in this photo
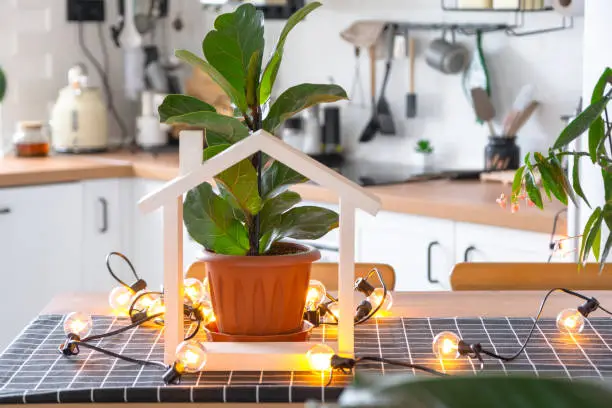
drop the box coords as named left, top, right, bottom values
left=67, top=0, right=105, bottom=22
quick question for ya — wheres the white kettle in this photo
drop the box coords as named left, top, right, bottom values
left=50, top=64, right=108, bottom=153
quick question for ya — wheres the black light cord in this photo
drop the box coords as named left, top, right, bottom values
left=82, top=313, right=164, bottom=342
left=77, top=22, right=128, bottom=145
left=355, top=356, right=448, bottom=377
left=128, top=290, right=163, bottom=319
left=106, top=251, right=142, bottom=289
left=71, top=341, right=168, bottom=370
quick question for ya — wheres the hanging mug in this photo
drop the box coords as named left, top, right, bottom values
left=425, top=30, right=469, bottom=74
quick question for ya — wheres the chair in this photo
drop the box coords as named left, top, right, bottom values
left=186, top=262, right=396, bottom=291
left=450, top=262, right=612, bottom=291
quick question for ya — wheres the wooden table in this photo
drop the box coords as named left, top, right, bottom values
left=5, top=290, right=611, bottom=408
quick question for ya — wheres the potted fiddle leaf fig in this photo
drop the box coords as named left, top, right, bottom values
left=158, top=2, right=347, bottom=337
left=509, top=67, right=612, bottom=270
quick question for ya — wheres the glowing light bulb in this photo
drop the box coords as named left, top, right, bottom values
left=202, top=276, right=211, bottom=297
left=366, top=288, right=393, bottom=314
left=184, top=278, right=206, bottom=306
left=131, top=291, right=159, bottom=312
left=322, top=302, right=340, bottom=323
left=197, top=300, right=216, bottom=324
left=175, top=340, right=207, bottom=372
left=432, top=331, right=461, bottom=360
left=305, top=280, right=327, bottom=310
left=306, top=344, right=334, bottom=372
left=148, top=298, right=166, bottom=321
left=63, top=312, right=93, bottom=338
left=108, top=286, right=135, bottom=314
left=556, top=308, right=585, bottom=334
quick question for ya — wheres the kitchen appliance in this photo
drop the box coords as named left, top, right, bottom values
left=50, top=64, right=108, bottom=153
left=302, top=105, right=322, bottom=155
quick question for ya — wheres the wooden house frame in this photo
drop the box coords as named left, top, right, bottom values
left=138, top=129, right=381, bottom=370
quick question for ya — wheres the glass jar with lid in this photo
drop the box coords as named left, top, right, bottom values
left=12, top=121, right=50, bottom=157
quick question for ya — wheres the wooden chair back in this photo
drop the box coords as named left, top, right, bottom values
left=451, top=263, right=612, bottom=291
left=185, top=262, right=396, bottom=291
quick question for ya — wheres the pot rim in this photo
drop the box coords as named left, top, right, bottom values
left=198, top=242, right=321, bottom=266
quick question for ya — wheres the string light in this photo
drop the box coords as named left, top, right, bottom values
left=321, top=302, right=340, bottom=323
left=202, top=276, right=211, bottom=297
left=108, top=286, right=135, bottom=314
left=196, top=300, right=216, bottom=324
left=176, top=340, right=208, bottom=372
left=556, top=308, right=585, bottom=334
left=432, top=331, right=462, bottom=360
left=184, top=278, right=207, bottom=306
left=306, top=344, right=334, bottom=372
left=131, top=291, right=159, bottom=311
left=305, top=280, right=327, bottom=310
left=63, top=312, right=93, bottom=338
left=366, top=287, right=393, bottom=314
left=147, top=298, right=166, bottom=324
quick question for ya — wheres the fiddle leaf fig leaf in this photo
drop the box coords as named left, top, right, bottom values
left=158, top=95, right=215, bottom=122
left=183, top=182, right=250, bottom=255
left=215, top=159, right=262, bottom=216
left=246, top=50, right=263, bottom=107
left=175, top=49, right=247, bottom=112
left=553, top=95, right=610, bottom=149
left=263, top=206, right=338, bottom=248
left=258, top=1, right=322, bottom=103
left=263, top=83, right=348, bottom=132
left=258, top=190, right=302, bottom=253
left=166, top=111, right=249, bottom=144
left=203, top=144, right=230, bottom=160
left=203, top=3, right=264, bottom=111
left=261, top=160, right=308, bottom=199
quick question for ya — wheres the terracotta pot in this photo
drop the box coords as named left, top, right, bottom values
left=200, top=242, right=321, bottom=336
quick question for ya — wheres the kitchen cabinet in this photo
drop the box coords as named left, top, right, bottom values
left=455, top=222, right=570, bottom=264
left=0, top=183, right=82, bottom=349
left=357, top=211, right=455, bottom=291
left=81, top=179, right=133, bottom=292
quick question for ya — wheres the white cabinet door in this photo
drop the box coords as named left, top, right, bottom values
left=81, top=179, right=133, bottom=292
left=455, top=222, right=571, bottom=264
left=357, top=211, right=455, bottom=291
left=0, top=183, right=82, bottom=350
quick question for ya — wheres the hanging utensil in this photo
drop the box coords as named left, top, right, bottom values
left=349, top=47, right=366, bottom=108
left=406, top=35, right=417, bottom=118
left=471, top=87, right=496, bottom=136
left=377, top=24, right=396, bottom=135
left=359, top=45, right=379, bottom=143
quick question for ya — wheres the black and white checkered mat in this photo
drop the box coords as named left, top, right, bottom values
left=1, top=315, right=612, bottom=404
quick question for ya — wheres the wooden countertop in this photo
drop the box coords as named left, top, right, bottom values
left=0, top=152, right=566, bottom=234
left=44, top=290, right=612, bottom=318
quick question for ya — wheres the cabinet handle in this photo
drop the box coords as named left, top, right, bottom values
left=0, top=208, right=10, bottom=214
left=464, top=246, right=476, bottom=262
left=427, top=241, right=440, bottom=284
left=98, top=198, right=108, bottom=233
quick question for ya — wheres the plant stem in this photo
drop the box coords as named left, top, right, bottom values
left=248, top=105, right=263, bottom=256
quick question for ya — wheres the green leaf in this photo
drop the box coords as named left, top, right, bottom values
left=551, top=153, right=578, bottom=207
left=175, top=49, right=247, bottom=112
left=258, top=191, right=302, bottom=253
left=261, top=160, right=308, bottom=199
left=202, top=3, right=264, bottom=111
left=258, top=2, right=322, bottom=103
left=572, top=155, right=591, bottom=208
left=553, top=95, right=611, bottom=149
left=603, top=168, right=612, bottom=202
left=589, top=117, right=605, bottom=163
left=268, top=205, right=339, bottom=244
left=511, top=166, right=525, bottom=198
left=593, top=223, right=602, bottom=261
left=524, top=171, right=543, bottom=209
left=0, top=66, right=7, bottom=103
left=218, top=183, right=247, bottom=223
left=263, top=83, right=348, bottom=132
left=591, top=67, right=612, bottom=104
left=600, top=233, right=612, bottom=272
left=246, top=50, right=263, bottom=107
left=215, top=159, right=262, bottom=216
left=158, top=95, right=215, bottom=122
left=183, top=182, right=250, bottom=255
left=580, top=207, right=602, bottom=265
left=340, top=375, right=612, bottom=408
left=203, top=144, right=230, bottom=160
left=166, top=111, right=249, bottom=144
left=534, top=153, right=567, bottom=205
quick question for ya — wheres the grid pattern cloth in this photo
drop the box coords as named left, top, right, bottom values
left=0, top=315, right=612, bottom=404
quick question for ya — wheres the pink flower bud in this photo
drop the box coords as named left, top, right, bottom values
left=511, top=202, right=520, bottom=213
left=496, top=193, right=507, bottom=209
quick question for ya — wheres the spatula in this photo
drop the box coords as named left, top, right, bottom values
left=471, top=87, right=496, bottom=137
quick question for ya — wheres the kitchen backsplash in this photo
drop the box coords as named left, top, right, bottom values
left=1, top=0, right=582, bottom=170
